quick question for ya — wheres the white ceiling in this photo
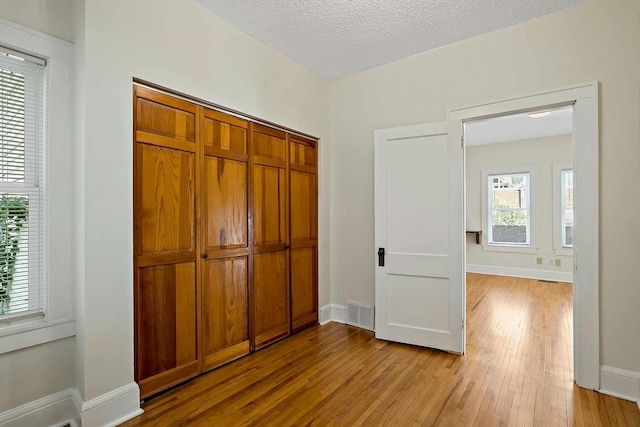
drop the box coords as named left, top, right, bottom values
left=465, top=107, right=573, bottom=146
left=194, top=0, right=583, bottom=80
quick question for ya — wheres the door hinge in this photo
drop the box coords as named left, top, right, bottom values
left=462, top=318, right=465, bottom=329
left=461, top=134, right=464, bottom=148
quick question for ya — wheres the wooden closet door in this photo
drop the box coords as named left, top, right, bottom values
left=200, top=109, right=250, bottom=371
left=289, top=136, right=318, bottom=332
left=251, top=124, right=290, bottom=348
left=134, top=87, right=200, bottom=399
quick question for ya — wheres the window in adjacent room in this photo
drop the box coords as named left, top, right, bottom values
left=554, top=163, right=573, bottom=255
left=486, top=170, right=534, bottom=248
left=560, top=169, right=574, bottom=247
left=0, top=46, right=45, bottom=323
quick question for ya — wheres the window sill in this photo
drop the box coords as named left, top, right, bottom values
left=483, top=244, right=537, bottom=254
left=0, top=318, right=75, bottom=355
left=555, top=247, right=573, bottom=256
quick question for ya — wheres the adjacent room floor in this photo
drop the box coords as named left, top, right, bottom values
left=122, top=274, right=640, bottom=426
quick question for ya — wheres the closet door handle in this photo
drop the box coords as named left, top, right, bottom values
left=200, top=253, right=208, bottom=259
left=285, top=244, right=290, bottom=249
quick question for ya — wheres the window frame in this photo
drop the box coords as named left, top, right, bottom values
left=481, top=166, right=537, bottom=253
left=553, top=163, right=574, bottom=256
left=0, top=19, right=74, bottom=354
left=0, top=47, right=45, bottom=321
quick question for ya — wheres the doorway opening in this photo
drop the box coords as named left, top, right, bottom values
left=450, top=82, right=599, bottom=390
left=463, top=105, right=575, bottom=380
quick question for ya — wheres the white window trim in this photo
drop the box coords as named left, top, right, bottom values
left=0, top=18, right=74, bottom=354
left=553, top=163, right=573, bottom=256
left=481, top=166, right=537, bottom=253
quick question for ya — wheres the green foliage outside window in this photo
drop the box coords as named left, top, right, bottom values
left=0, top=196, right=28, bottom=315
left=492, top=204, right=527, bottom=226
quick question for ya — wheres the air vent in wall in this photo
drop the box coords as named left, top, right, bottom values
left=345, top=301, right=374, bottom=331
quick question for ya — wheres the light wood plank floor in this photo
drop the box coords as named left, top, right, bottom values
left=122, top=274, right=640, bottom=426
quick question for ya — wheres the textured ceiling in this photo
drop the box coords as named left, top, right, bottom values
left=194, top=0, right=583, bottom=80
left=465, top=107, right=573, bottom=146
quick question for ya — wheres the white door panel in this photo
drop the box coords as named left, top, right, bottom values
left=375, top=121, right=464, bottom=353
left=387, top=134, right=450, bottom=255
left=387, top=254, right=450, bottom=277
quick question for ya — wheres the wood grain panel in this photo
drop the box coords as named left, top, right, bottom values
left=139, top=361, right=199, bottom=400
left=138, top=262, right=197, bottom=381
left=290, top=247, right=317, bottom=331
left=290, top=137, right=316, bottom=169
left=253, top=165, right=286, bottom=247
left=202, top=257, right=250, bottom=370
left=203, top=157, right=247, bottom=250
left=137, top=98, right=195, bottom=143
left=134, top=85, right=321, bottom=399
left=139, top=144, right=195, bottom=254
left=254, top=251, right=289, bottom=347
left=202, top=116, right=247, bottom=154
left=134, top=87, right=200, bottom=400
left=290, top=170, right=316, bottom=242
left=253, top=127, right=286, bottom=166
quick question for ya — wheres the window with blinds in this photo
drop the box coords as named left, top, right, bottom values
left=0, top=46, right=45, bottom=323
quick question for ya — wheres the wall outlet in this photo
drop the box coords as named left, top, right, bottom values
left=536, top=257, right=543, bottom=265
left=555, top=259, right=561, bottom=267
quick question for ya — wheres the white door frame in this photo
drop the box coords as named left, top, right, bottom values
left=448, top=82, right=600, bottom=391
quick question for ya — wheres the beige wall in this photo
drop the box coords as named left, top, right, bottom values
left=0, top=0, right=76, bottom=413
left=74, top=0, right=330, bottom=402
left=0, top=337, right=75, bottom=412
left=0, top=0, right=73, bottom=42
left=330, top=0, right=640, bottom=372
left=466, top=135, right=573, bottom=272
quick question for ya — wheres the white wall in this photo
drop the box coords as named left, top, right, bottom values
left=330, top=0, right=640, bottom=373
left=0, top=0, right=73, bottom=43
left=0, top=1, right=76, bottom=413
left=0, top=337, right=75, bottom=412
left=466, top=135, right=573, bottom=273
left=74, top=0, right=330, bottom=404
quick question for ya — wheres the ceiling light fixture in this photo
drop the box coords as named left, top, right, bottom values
left=528, top=111, right=551, bottom=118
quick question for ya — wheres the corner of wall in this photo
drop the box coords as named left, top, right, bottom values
left=76, top=382, right=142, bottom=427
left=599, top=365, right=640, bottom=406
left=319, top=304, right=346, bottom=325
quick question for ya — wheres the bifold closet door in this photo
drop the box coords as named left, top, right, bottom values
left=289, top=136, right=318, bottom=332
left=251, top=124, right=290, bottom=348
left=134, top=87, right=200, bottom=399
left=200, top=109, right=251, bottom=371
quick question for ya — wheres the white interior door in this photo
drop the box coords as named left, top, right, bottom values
left=374, top=121, right=464, bottom=353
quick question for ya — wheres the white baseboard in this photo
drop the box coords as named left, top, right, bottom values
left=466, top=264, right=573, bottom=283
left=0, top=389, right=77, bottom=427
left=319, top=304, right=346, bottom=325
left=0, top=382, right=142, bottom=427
left=599, top=365, right=640, bottom=406
left=73, top=382, right=143, bottom=427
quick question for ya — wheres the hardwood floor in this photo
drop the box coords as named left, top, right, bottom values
left=122, top=274, right=640, bottom=426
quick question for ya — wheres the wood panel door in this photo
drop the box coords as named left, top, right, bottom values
left=200, top=109, right=250, bottom=371
left=134, top=87, right=200, bottom=399
left=289, top=136, right=318, bottom=332
left=251, top=124, right=290, bottom=348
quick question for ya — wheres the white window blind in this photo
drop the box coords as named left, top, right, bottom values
left=0, top=46, right=45, bottom=323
